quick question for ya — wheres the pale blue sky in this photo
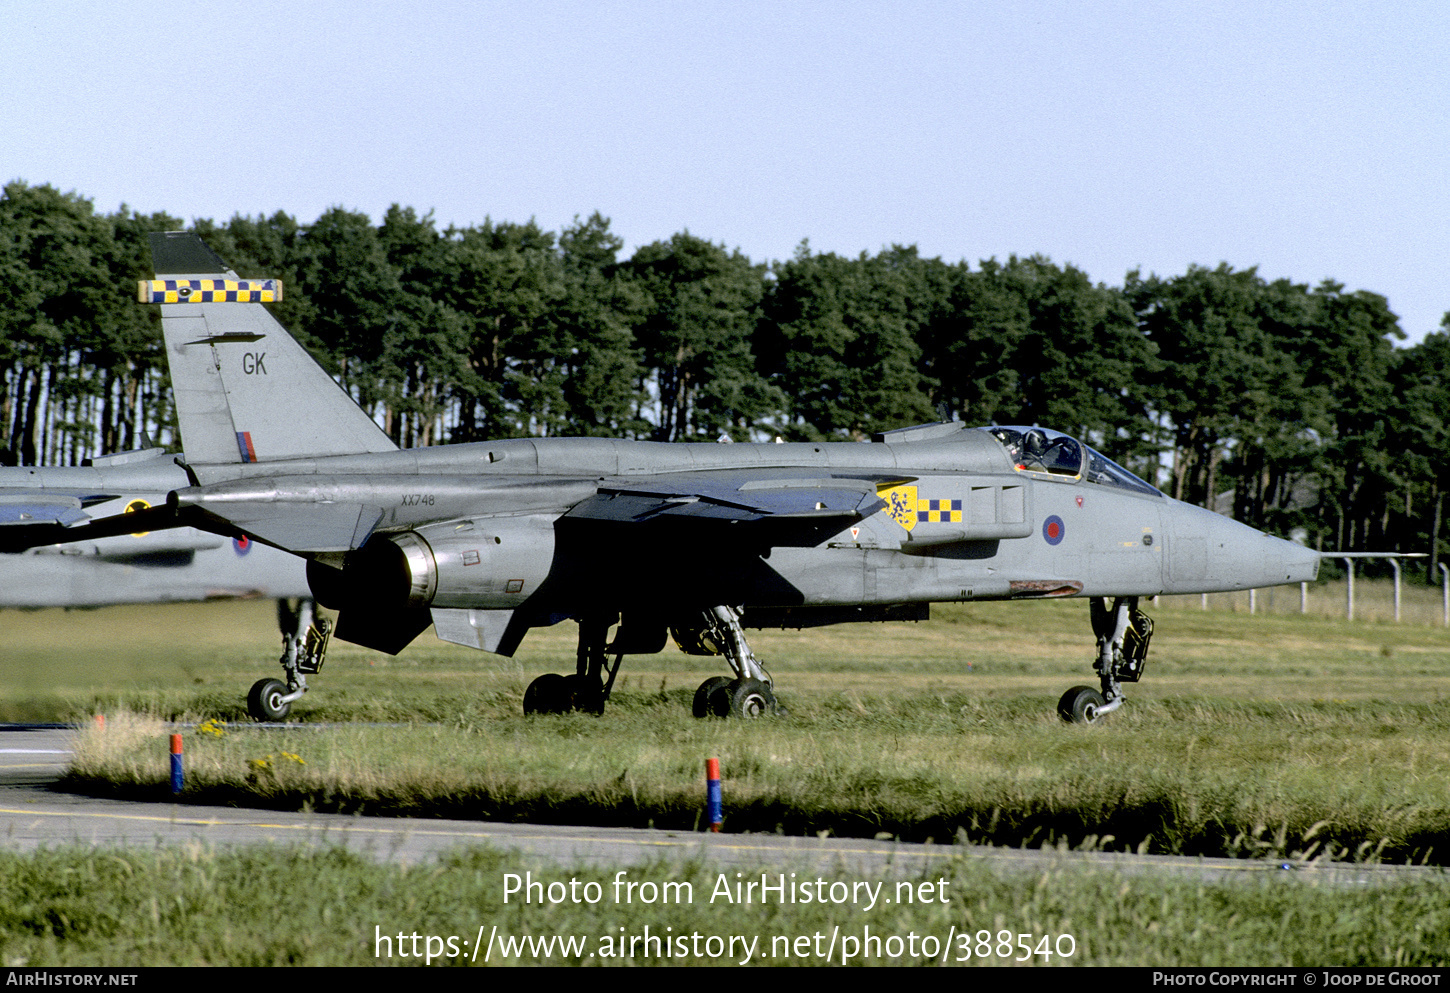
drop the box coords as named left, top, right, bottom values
left=5, top=0, right=1446, bottom=342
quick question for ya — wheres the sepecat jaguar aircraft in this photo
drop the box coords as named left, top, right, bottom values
left=5, top=231, right=1322, bottom=723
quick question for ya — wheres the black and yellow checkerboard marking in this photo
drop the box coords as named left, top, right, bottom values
left=137, top=279, right=283, bottom=304
left=916, top=498, right=963, bottom=523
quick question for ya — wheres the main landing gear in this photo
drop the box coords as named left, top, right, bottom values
left=686, top=606, right=779, bottom=719
left=1058, top=596, right=1153, bottom=725
left=523, top=605, right=781, bottom=719
left=523, top=614, right=620, bottom=716
left=246, top=598, right=332, bottom=722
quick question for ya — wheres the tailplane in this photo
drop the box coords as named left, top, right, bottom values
left=146, top=231, right=397, bottom=464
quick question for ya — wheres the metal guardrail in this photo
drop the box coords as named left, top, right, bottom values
left=1187, top=555, right=1445, bottom=626
left=1337, top=553, right=1431, bottom=624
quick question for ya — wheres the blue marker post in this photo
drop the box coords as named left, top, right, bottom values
left=706, top=758, right=722, bottom=832
left=170, top=733, right=183, bottom=795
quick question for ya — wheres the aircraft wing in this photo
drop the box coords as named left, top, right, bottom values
left=564, top=472, right=891, bottom=545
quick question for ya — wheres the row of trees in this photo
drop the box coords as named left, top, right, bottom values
left=2, top=181, right=1446, bottom=575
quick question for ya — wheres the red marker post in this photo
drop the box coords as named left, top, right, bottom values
left=170, top=733, right=183, bottom=795
left=706, top=758, right=722, bottom=832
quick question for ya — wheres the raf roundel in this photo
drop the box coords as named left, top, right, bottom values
left=1042, top=515, right=1066, bottom=546
left=233, top=535, right=252, bottom=556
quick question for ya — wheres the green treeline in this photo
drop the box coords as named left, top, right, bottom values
left=2, top=180, right=1446, bottom=571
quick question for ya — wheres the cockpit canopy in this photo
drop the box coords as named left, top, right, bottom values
left=982, top=426, right=1162, bottom=498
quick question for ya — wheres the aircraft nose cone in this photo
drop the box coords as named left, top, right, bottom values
left=1248, top=532, right=1321, bottom=588
left=1279, top=539, right=1321, bottom=585
left=1163, top=500, right=1320, bottom=593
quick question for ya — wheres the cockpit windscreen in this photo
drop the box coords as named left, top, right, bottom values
left=1083, top=447, right=1162, bottom=497
left=983, top=427, right=1162, bottom=498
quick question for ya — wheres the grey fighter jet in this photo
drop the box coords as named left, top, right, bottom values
left=9, top=232, right=1321, bottom=723
left=0, top=447, right=329, bottom=716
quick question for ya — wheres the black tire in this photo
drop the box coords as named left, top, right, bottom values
left=692, top=676, right=734, bottom=718
left=1057, top=685, right=1106, bottom=725
left=727, top=678, right=777, bottom=719
left=247, top=678, right=291, bottom=722
left=563, top=674, right=606, bottom=715
left=523, top=673, right=567, bottom=715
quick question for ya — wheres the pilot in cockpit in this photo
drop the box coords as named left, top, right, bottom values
left=992, top=427, right=1083, bottom=477
left=986, top=426, right=1163, bottom=497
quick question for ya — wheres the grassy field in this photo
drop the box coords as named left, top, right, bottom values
left=1, top=846, right=1447, bottom=966
left=4, top=582, right=1450, bottom=966
left=6, top=580, right=1450, bottom=862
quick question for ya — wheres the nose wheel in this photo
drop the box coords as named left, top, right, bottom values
left=1059, top=597, right=1152, bottom=724
left=1057, top=685, right=1106, bottom=724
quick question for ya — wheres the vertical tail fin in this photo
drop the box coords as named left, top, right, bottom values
left=146, top=231, right=397, bottom=464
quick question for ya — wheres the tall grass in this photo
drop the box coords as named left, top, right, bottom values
left=63, top=687, right=1450, bottom=864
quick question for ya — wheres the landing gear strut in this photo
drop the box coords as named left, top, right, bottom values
left=524, top=613, right=622, bottom=715
left=246, top=598, right=332, bottom=722
left=521, top=606, right=782, bottom=718
left=1058, top=596, right=1152, bottom=725
left=688, top=606, right=780, bottom=719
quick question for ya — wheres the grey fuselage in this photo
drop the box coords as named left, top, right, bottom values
left=173, top=425, right=1319, bottom=626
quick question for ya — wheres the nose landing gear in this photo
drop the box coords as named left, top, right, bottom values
left=1059, top=596, right=1153, bottom=724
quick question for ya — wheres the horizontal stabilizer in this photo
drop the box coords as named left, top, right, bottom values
left=183, top=500, right=384, bottom=554
left=0, top=501, right=183, bottom=554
